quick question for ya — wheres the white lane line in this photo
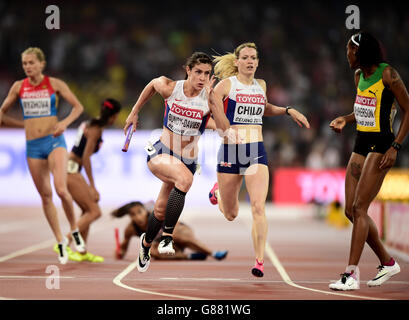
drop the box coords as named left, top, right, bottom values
left=265, top=243, right=387, bottom=300
left=0, top=239, right=55, bottom=263
left=160, top=277, right=240, bottom=282
left=0, top=276, right=73, bottom=279
left=112, top=261, right=208, bottom=300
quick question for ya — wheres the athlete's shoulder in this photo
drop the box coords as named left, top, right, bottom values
left=256, top=79, right=266, bottom=92
left=382, top=64, right=401, bottom=89
left=11, top=79, right=24, bottom=96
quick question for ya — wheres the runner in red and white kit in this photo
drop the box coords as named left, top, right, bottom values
left=0, top=47, right=86, bottom=264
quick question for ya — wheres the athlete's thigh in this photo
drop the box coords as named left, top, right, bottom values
left=354, top=152, right=389, bottom=209
left=173, top=223, right=194, bottom=241
left=345, top=152, right=366, bottom=213
left=27, top=157, right=52, bottom=195
left=244, top=164, right=269, bottom=204
left=48, top=147, right=68, bottom=188
left=148, top=154, right=193, bottom=185
left=67, top=173, right=94, bottom=212
left=217, top=172, right=243, bottom=211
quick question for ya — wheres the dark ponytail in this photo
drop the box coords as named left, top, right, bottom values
left=90, top=98, right=122, bottom=127
left=111, top=201, right=145, bottom=218
left=351, top=31, right=385, bottom=68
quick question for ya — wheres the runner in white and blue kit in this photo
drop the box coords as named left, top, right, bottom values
left=208, top=42, right=310, bottom=277
left=123, top=52, right=233, bottom=273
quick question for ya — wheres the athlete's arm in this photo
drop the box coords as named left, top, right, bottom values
left=379, top=66, right=409, bottom=169
left=208, top=77, right=230, bottom=132
left=82, top=125, right=102, bottom=202
left=260, top=79, right=310, bottom=128
left=0, top=81, right=22, bottom=127
left=49, top=77, right=84, bottom=137
left=118, top=223, right=137, bottom=259
left=383, top=66, right=409, bottom=146
left=1, top=114, right=24, bottom=128
left=124, top=76, right=176, bottom=135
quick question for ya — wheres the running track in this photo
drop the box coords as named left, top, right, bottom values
left=1, top=204, right=408, bottom=305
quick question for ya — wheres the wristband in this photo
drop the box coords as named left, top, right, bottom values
left=391, top=141, right=401, bottom=151
left=285, top=106, right=292, bottom=116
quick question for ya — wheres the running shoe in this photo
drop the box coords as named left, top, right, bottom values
left=54, top=243, right=81, bottom=261
left=77, top=252, right=104, bottom=263
left=329, top=272, right=359, bottom=290
left=158, top=235, right=175, bottom=255
left=212, top=250, right=228, bottom=260
left=137, top=233, right=151, bottom=273
left=71, top=229, right=86, bottom=253
left=367, top=261, right=400, bottom=287
left=56, top=237, right=68, bottom=265
left=251, top=259, right=264, bottom=277
left=209, top=182, right=219, bottom=205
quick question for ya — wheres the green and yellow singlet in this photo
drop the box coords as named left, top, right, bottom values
left=354, top=63, right=396, bottom=133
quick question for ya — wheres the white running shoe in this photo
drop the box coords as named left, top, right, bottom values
left=367, top=262, right=401, bottom=287
left=329, top=272, right=360, bottom=291
left=158, top=236, right=175, bottom=255
left=57, top=237, right=69, bottom=265
left=137, top=233, right=151, bottom=273
left=71, top=229, right=86, bottom=253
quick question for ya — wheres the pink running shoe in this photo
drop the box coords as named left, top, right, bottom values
left=209, top=182, right=219, bottom=205
left=252, top=259, right=264, bottom=277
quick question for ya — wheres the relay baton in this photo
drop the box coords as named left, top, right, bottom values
left=122, top=125, right=134, bottom=152
left=115, top=227, right=121, bottom=258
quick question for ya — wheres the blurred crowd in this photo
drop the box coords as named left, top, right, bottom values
left=1, top=0, right=409, bottom=170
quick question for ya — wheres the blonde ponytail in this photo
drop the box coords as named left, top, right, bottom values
left=213, top=53, right=237, bottom=80
left=213, top=42, right=258, bottom=80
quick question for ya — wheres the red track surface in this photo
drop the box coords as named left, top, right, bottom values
left=1, top=205, right=408, bottom=301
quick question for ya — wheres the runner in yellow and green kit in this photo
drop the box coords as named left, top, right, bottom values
left=329, top=31, right=409, bottom=291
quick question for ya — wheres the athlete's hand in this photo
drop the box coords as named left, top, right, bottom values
left=124, top=112, right=138, bottom=136
left=223, top=127, right=245, bottom=144
left=204, top=75, right=216, bottom=95
left=288, top=109, right=310, bottom=128
left=379, top=147, right=397, bottom=170
left=330, top=116, right=346, bottom=133
left=53, top=122, right=67, bottom=137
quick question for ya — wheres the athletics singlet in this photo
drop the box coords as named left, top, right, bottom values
left=163, top=80, right=210, bottom=136
left=354, top=63, right=396, bottom=133
left=223, top=76, right=266, bottom=125
left=18, top=76, right=58, bottom=120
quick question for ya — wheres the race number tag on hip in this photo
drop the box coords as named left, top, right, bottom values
left=67, top=160, right=80, bottom=174
left=144, top=142, right=156, bottom=156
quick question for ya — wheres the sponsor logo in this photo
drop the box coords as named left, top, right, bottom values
left=170, top=103, right=203, bottom=119
left=355, top=95, right=376, bottom=107
left=236, top=93, right=265, bottom=105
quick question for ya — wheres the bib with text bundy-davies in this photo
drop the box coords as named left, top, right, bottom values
left=163, top=80, right=210, bottom=136
left=223, top=76, right=266, bottom=125
left=18, top=76, right=58, bottom=120
left=354, top=63, right=396, bottom=133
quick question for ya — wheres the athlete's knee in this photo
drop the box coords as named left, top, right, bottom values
left=344, top=208, right=353, bottom=222
left=90, top=207, right=102, bottom=221
left=153, top=204, right=166, bottom=220
left=250, top=201, right=265, bottom=218
left=39, top=190, right=53, bottom=204
left=224, top=208, right=239, bottom=221
left=55, top=185, right=70, bottom=200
